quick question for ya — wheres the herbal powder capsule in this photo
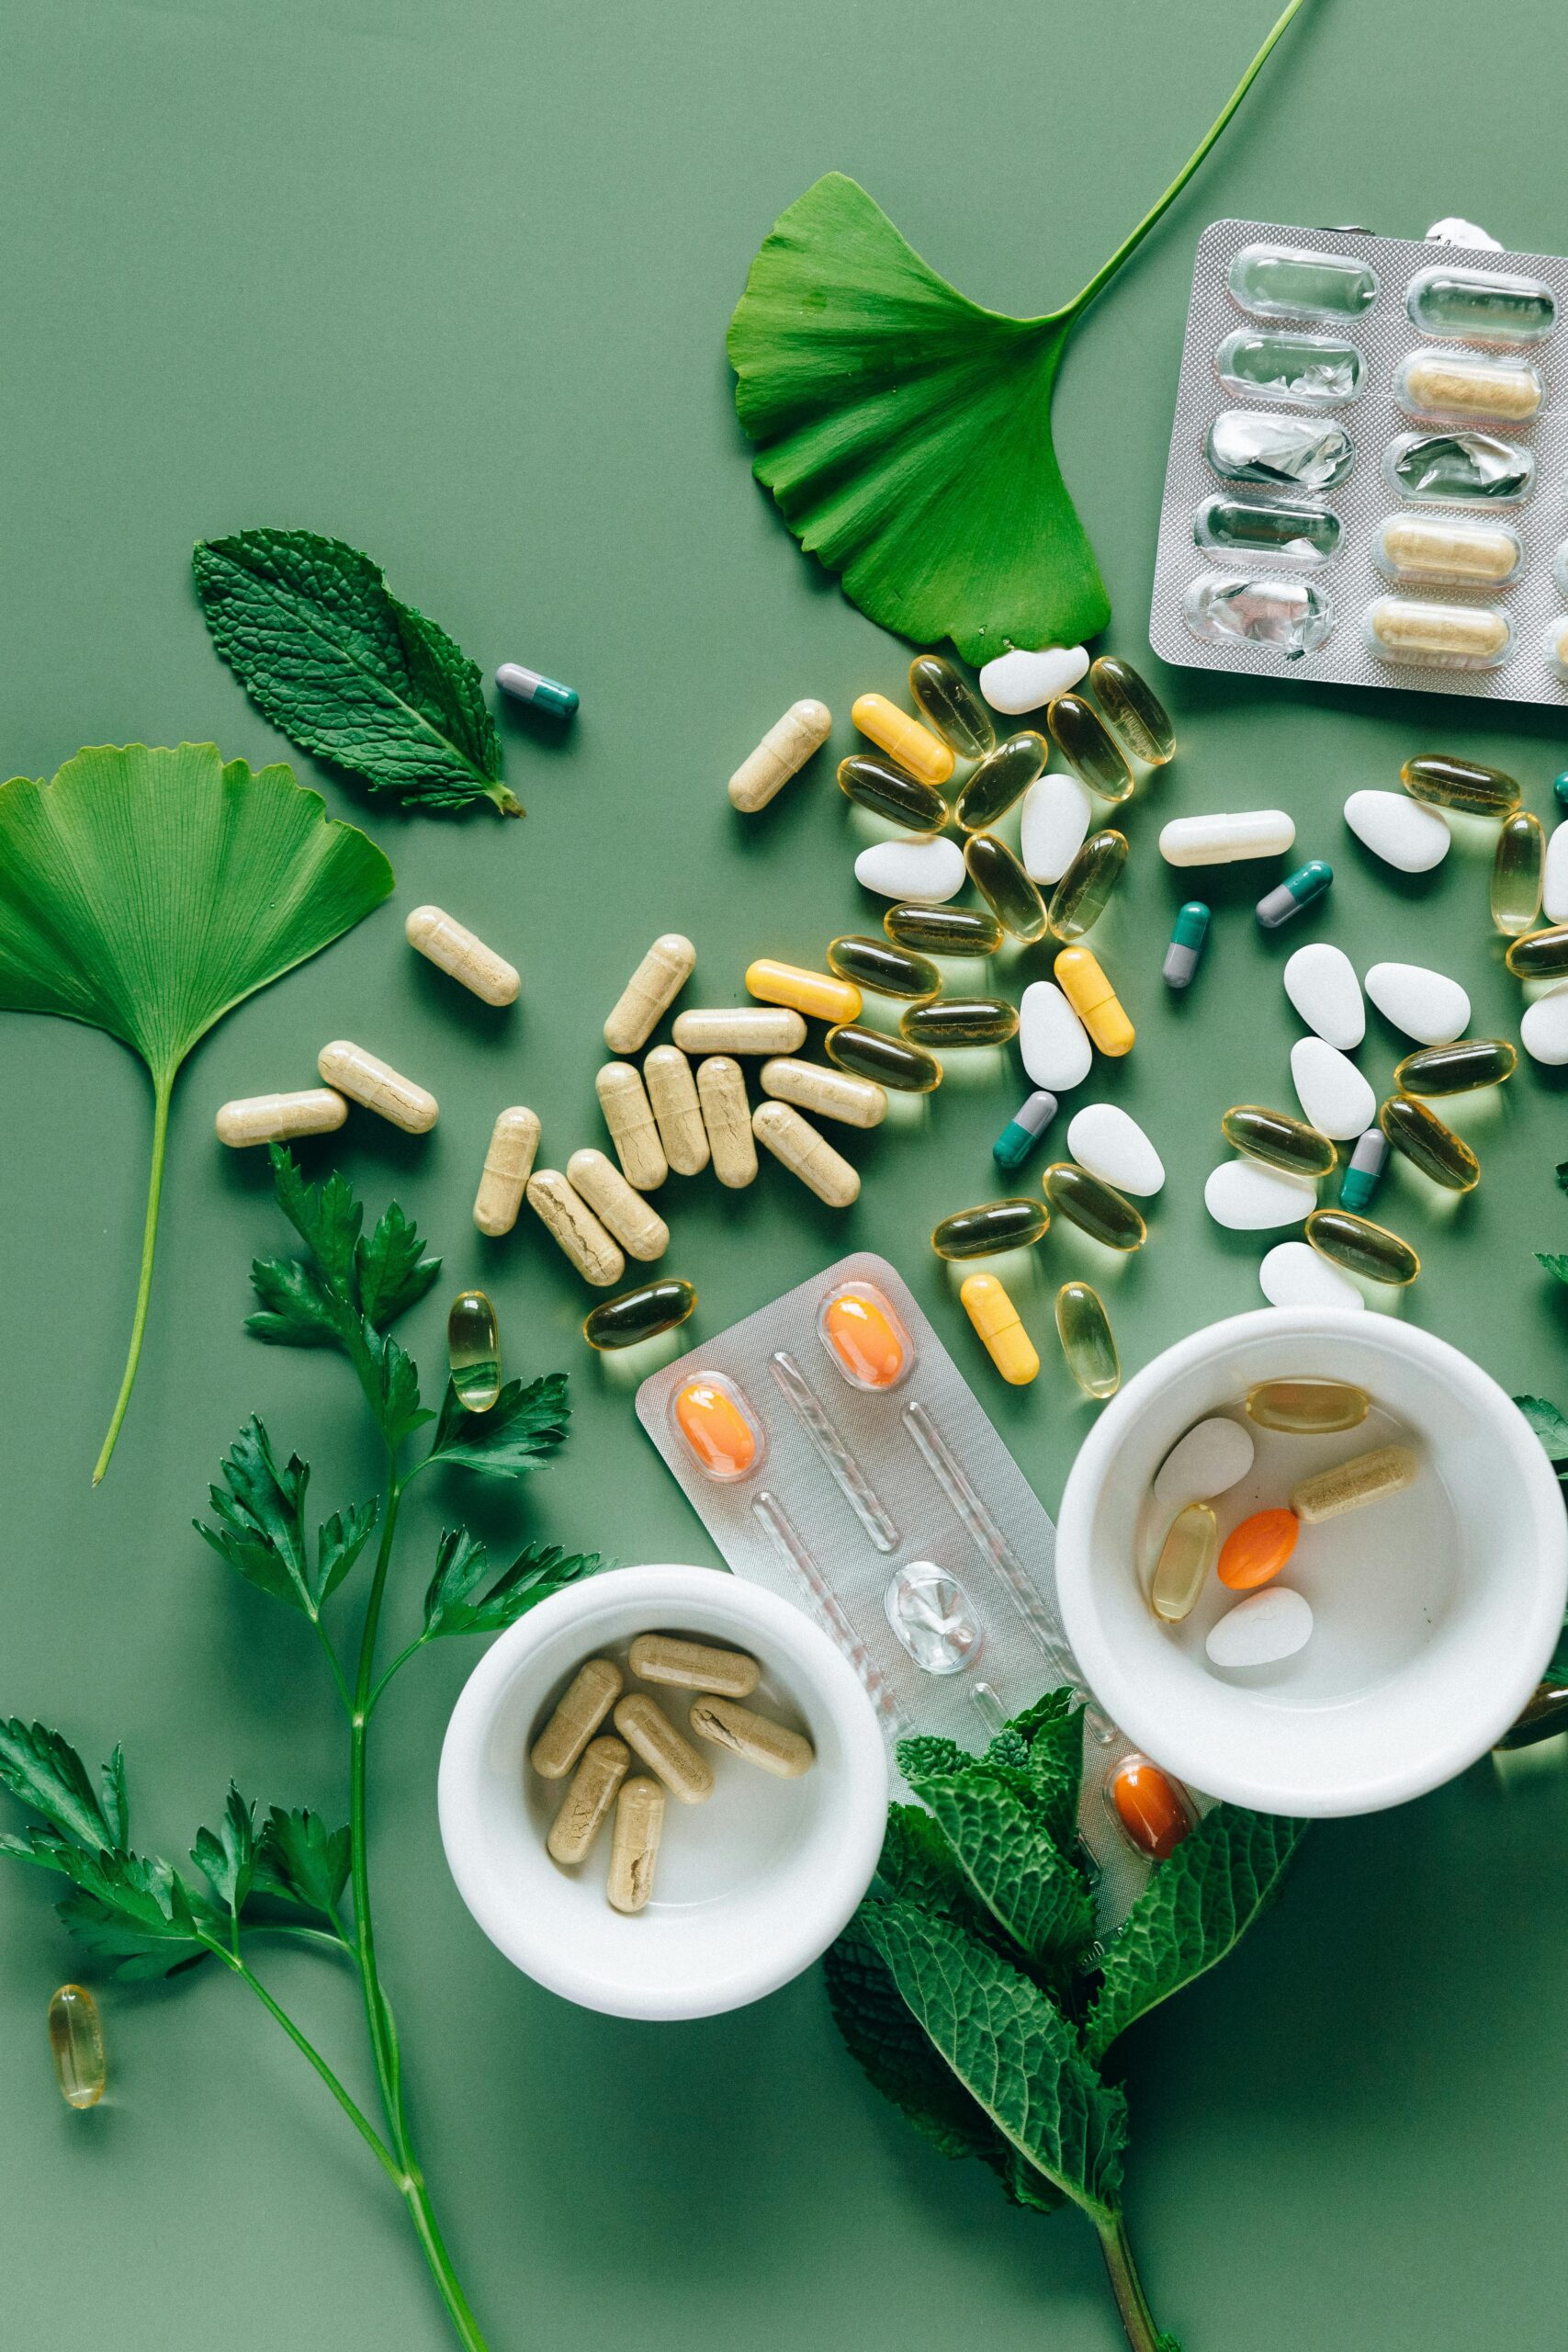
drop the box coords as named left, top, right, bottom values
left=566, top=1148, right=670, bottom=1261
left=317, top=1040, right=437, bottom=1134
left=595, top=1061, right=667, bottom=1191
left=728, top=699, right=832, bottom=814
left=473, top=1106, right=541, bottom=1236
left=751, top=1101, right=860, bottom=1207
left=613, top=1693, right=714, bottom=1804
left=525, top=1169, right=626, bottom=1286
left=689, top=1695, right=815, bottom=1779
left=546, top=1736, right=629, bottom=1867
left=404, top=905, right=519, bottom=1007
left=531, top=1658, right=623, bottom=1780
left=215, top=1088, right=347, bottom=1148
left=606, top=1775, right=665, bottom=1913
left=695, top=1057, right=758, bottom=1187
left=761, top=1056, right=886, bottom=1129
left=604, top=933, right=696, bottom=1055
left=644, top=1045, right=710, bottom=1175
left=671, top=1007, right=806, bottom=1058
left=628, top=1635, right=760, bottom=1699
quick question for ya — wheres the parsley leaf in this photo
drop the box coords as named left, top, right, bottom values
left=195, top=1417, right=378, bottom=1619
left=421, top=1531, right=604, bottom=1641
left=425, top=1373, right=571, bottom=1479
left=254, top=1806, right=351, bottom=1918
left=191, top=1786, right=257, bottom=1920
left=0, top=1718, right=128, bottom=1849
left=1537, top=1254, right=1568, bottom=1285
left=1516, top=1395, right=1568, bottom=1462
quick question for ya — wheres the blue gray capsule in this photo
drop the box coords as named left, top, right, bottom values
left=1257, top=860, right=1332, bottom=930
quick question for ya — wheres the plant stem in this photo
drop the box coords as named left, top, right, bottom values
left=219, top=1946, right=401, bottom=2183
left=1061, top=0, right=1311, bottom=322
left=1095, top=2209, right=1168, bottom=2352
left=93, top=1064, right=175, bottom=1486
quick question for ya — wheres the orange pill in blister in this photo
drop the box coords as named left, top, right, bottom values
left=1107, top=1755, right=1193, bottom=1861
left=818, top=1285, right=912, bottom=1391
left=671, top=1375, right=762, bottom=1481
left=1217, top=1507, right=1299, bottom=1590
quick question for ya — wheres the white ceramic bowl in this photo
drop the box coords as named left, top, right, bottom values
left=1055, top=1309, right=1567, bottom=1817
left=437, top=1564, right=888, bottom=2019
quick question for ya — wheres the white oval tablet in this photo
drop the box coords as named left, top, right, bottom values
left=1020, top=772, right=1093, bottom=884
left=1291, top=1036, right=1376, bottom=1138
left=1204, top=1158, right=1317, bottom=1230
left=1158, top=809, right=1295, bottom=866
left=853, top=836, right=966, bottom=904
left=978, top=644, right=1089, bottom=714
left=1544, top=821, right=1568, bottom=924
left=1521, top=982, right=1568, bottom=1066
left=1019, top=979, right=1092, bottom=1091
left=1206, top=1587, right=1314, bottom=1669
left=1283, top=941, right=1364, bottom=1049
left=1364, top=959, right=1469, bottom=1045
left=1343, top=789, right=1450, bottom=874
left=1066, top=1103, right=1165, bottom=1195
left=1153, top=1417, right=1256, bottom=1512
left=1258, top=1239, right=1365, bottom=1310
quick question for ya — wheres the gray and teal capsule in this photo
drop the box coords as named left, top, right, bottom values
left=993, top=1090, right=1059, bottom=1171
left=1163, top=900, right=1211, bottom=988
left=1555, top=770, right=1568, bottom=814
left=496, top=661, right=579, bottom=718
left=1257, top=860, right=1332, bottom=930
left=1339, top=1128, right=1389, bottom=1214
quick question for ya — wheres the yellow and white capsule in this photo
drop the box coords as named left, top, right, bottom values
left=404, top=905, right=519, bottom=1006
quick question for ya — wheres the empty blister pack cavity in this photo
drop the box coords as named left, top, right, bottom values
left=1229, top=243, right=1377, bottom=322
left=1216, top=328, right=1362, bottom=407
left=1196, top=493, right=1341, bottom=564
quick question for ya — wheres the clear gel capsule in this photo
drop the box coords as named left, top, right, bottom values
left=908, top=654, right=995, bottom=759
left=1163, top=900, right=1211, bottom=989
left=1048, top=830, right=1128, bottom=941
left=1306, top=1207, right=1419, bottom=1286
left=1089, top=656, right=1176, bottom=766
left=1215, top=326, right=1363, bottom=406
left=1047, top=695, right=1134, bottom=802
left=1405, top=264, right=1555, bottom=344
left=1379, top=1094, right=1480, bottom=1193
left=447, top=1289, right=501, bottom=1412
left=1371, top=512, right=1522, bottom=589
left=931, top=1198, right=1050, bottom=1261
left=1183, top=573, right=1333, bottom=655
left=582, top=1278, right=696, bottom=1352
left=838, top=753, right=948, bottom=832
left=1393, top=1038, right=1517, bottom=1094
left=49, top=1984, right=106, bottom=2109
left=1506, top=925, right=1568, bottom=980
left=671, top=1374, right=763, bottom=1481
left=1055, top=1280, right=1119, bottom=1397
left=1247, top=1378, right=1367, bottom=1434
left=1491, top=813, right=1545, bottom=936
left=828, top=933, right=941, bottom=1002
left=1257, top=859, right=1332, bottom=930
left=1223, top=1105, right=1337, bottom=1180
left=1395, top=349, right=1542, bottom=425
left=901, top=995, right=1019, bottom=1048
left=1194, top=494, right=1341, bottom=563
left=820, top=1283, right=912, bottom=1390
left=826, top=1021, right=942, bottom=1093
left=953, top=731, right=1050, bottom=831
left=1229, top=243, right=1378, bottom=322
left=852, top=693, right=954, bottom=788
left=1384, top=431, right=1534, bottom=504
left=1367, top=598, right=1512, bottom=670
left=964, top=831, right=1049, bottom=942
left=1042, top=1162, right=1145, bottom=1251
left=1055, top=947, right=1134, bottom=1057
left=1107, top=1755, right=1194, bottom=1860
left=960, top=1272, right=1039, bottom=1385
left=1339, top=1128, right=1389, bottom=1214
left=1401, top=753, right=1520, bottom=816
left=1151, top=1503, right=1218, bottom=1623
left=885, top=1562, right=983, bottom=1675
left=993, top=1088, right=1059, bottom=1170
left=885, top=902, right=1001, bottom=957
left=1206, top=410, right=1353, bottom=492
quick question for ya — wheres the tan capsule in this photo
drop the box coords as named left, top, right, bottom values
left=566, top=1148, right=669, bottom=1262
left=404, top=904, right=519, bottom=1006
left=644, top=1045, right=710, bottom=1176
left=525, top=1169, right=626, bottom=1286
left=473, top=1106, right=541, bottom=1236
left=546, top=1735, right=630, bottom=1865
left=1290, top=1444, right=1419, bottom=1525
left=728, top=698, right=832, bottom=813
left=215, top=1088, right=348, bottom=1148
left=603, top=933, right=696, bottom=1055
left=317, top=1041, right=437, bottom=1134
left=671, top=1007, right=807, bottom=1057
left=689, top=1695, right=816, bottom=1779
left=627, top=1634, right=761, bottom=1697
left=530, top=1657, right=624, bottom=1778
left=596, top=1061, right=668, bottom=1191
left=606, top=1775, right=666, bottom=1913
left=613, top=1693, right=715, bottom=1804
left=760, top=1057, right=886, bottom=1129
left=695, top=1057, right=758, bottom=1188
left=752, top=1101, right=860, bottom=1206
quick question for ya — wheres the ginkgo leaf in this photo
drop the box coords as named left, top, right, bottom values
left=728, top=1, right=1308, bottom=662
left=0, top=743, right=394, bottom=1482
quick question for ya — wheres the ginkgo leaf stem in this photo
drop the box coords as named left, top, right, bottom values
left=93, top=1065, right=176, bottom=1487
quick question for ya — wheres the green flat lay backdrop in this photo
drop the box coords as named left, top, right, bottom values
left=6, top=0, right=1568, bottom=2345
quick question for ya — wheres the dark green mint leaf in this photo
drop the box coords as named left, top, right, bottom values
left=0, top=1719, right=125, bottom=1849
left=1517, top=1396, right=1568, bottom=1462
left=355, top=1199, right=440, bottom=1330
left=870, top=1802, right=977, bottom=1918
left=1537, top=1253, right=1568, bottom=1284
left=253, top=1805, right=351, bottom=1917
left=318, top=1498, right=378, bottom=1605
left=907, top=1764, right=1094, bottom=1979
left=426, top=1373, right=570, bottom=1479
left=422, top=1531, right=603, bottom=1641
left=895, top=1735, right=966, bottom=1781
left=196, top=1418, right=313, bottom=1616
left=191, top=1786, right=256, bottom=1917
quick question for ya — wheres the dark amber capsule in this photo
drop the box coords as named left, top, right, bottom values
left=1221, top=1104, right=1337, bottom=1179
left=826, top=1021, right=942, bottom=1093
left=583, top=1278, right=696, bottom=1352
left=1048, top=830, right=1129, bottom=942
left=827, top=933, right=941, bottom=1002
left=1378, top=1094, right=1479, bottom=1193
left=1495, top=1679, right=1568, bottom=1752
left=953, top=731, right=1049, bottom=831
left=1506, top=924, right=1568, bottom=980
left=1393, top=1038, right=1517, bottom=1094
left=1042, top=1162, right=1146, bottom=1250
left=885, top=902, right=1002, bottom=956
left=1048, top=694, right=1134, bottom=802
left=931, top=1198, right=1050, bottom=1260
left=1399, top=752, right=1520, bottom=816
left=1089, top=655, right=1176, bottom=765
left=838, top=753, right=948, bottom=832
left=1306, top=1207, right=1419, bottom=1285
left=908, top=654, right=995, bottom=759
left=964, top=831, right=1048, bottom=942
left=900, top=995, right=1019, bottom=1048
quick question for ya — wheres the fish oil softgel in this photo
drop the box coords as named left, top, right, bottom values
left=583, top=1279, right=696, bottom=1352
left=447, top=1289, right=501, bottom=1411
left=953, top=732, right=1049, bottom=831
left=908, top=655, right=994, bottom=759
left=49, top=1984, right=106, bottom=2109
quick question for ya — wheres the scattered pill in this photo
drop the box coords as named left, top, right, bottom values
left=1019, top=979, right=1093, bottom=1091
left=960, top=1272, right=1039, bottom=1385
left=978, top=643, right=1089, bottom=714
left=694, top=1057, right=758, bottom=1188
left=1400, top=752, right=1520, bottom=817
left=566, top=1148, right=671, bottom=1260
left=1257, top=859, right=1332, bottom=930
left=1151, top=1502, right=1217, bottom=1623
left=672, top=1374, right=761, bottom=1480
left=1222, top=1104, right=1336, bottom=1181
left=827, top=933, right=940, bottom=1002
left=1206, top=1586, right=1313, bottom=1668
left=1066, top=1103, right=1165, bottom=1195
left=1247, top=1378, right=1367, bottom=1434
left=954, top=731, right=1050, bottom=831
left=1379, top=1094, right=1479, bottom=1193
left=582, top=1278, right=697, bottom=1352
left=965, top=831, right=1049, bottom=942
left=1043, top=1161, right=1145, bottom=1251
left=1158, top=809, right=1295, bottom=866
left=908, top=654, right=995, bottom=758
left=931, top=1196, right=1050, bottom=1260
left=672, top=1008, right=807, bottom=1058
left=1405, top=264, right=1555, bottom=343
left=852, top=693, right=954, bottom=788
left=1507, top=926, right=1568, bottom=981
left=1020, top=772, right=1094, bottom=885
left=1047, top=695, right=1134, bottom=802
left=1545, top=823, right=1568, bottom=924
left=1108, top=1755, right=1193, bottom=1860
left=994, top=1088, right=1059, bottom=1170
left=317, top=1041, right=437, bottom=1134
left=1306, top=1207, right=1419, bottom=1286
left=1204, top=1157, right=1317, bottom=1230
left=820, top=1285, right=910, bottom=1389
left=496, top=660, right=578, bottom=718
left=1154, top=1417, right=1256, bottom=1512
left=1291, top=1443, right=1418, bottom=1526
left=744, top=958, right=860, bottom=1027
left=901, top=995, right=1019, bottom=1049
left=645, top=1044, right=711, bottom=1174
left=1163, top=900, right=1211, bottom=989
left=604, top=933, right=696, bottom=1054
left=606, top=1774, right=665, bottom=1913
left=1372, top=512, right=1523, bottom=587
left=1283, top=942, right=1365, bottom=1048
left=839, top=752, right=949, bottom=832
left=1258, top=1239, right=1364, bottom=1310
left=1055, top=947, right=1134, bottom=1057
left=1338, top=1127, right=1390, bottom=1213
left=48, top=1983, right=106, bottom=2109
left=404, top=904, right=519, bottom=1007
left=614, top=1692, right=715, bottom=1804
left=1364, top=960, right=1470, bottom=1045
left=447, top=1287, right=501, bottom=1412
left=884, top=901, right=1001, bottom=956
left=1089, top=655, right=1175, bottom=766
left=752, top=1101, right=860, bottom=1206
left=1219, top=1507, right=1298, bottom=1590
left=547, top=1736, right=630, bottom=1866
left=1049, top=829, right=1129, bottom=941
left=854, top=836, right=966, bottom=903
left=1521, top=984, right=1568, bottom=1065
left=215, top=1088, right=347, bottom=1148
left=1292, top=1036, right=1376, bottom=1139
left=728, top=700, right=832, bottom=814
left=689, top=1696, right=816, bottom=1778
left=531, top=1657, right=624, bottom=1779
left=1491, top=811, right=1546, bottom=936
left=1343, top=788, right=1451, bottom=876
left=761, top=1056, right=886, bottom=1128
left=628, top=1635, right=761, bottom=1698
left=526, top=1170, right=626, bottom=1286
left=474, top=1106, right=541, bottom=1235
left=826, top=1022, right=941, bottom=1094
left=596, top=1061, right=668, bottom=1191
left=1055, top=1279, right=1120, bottom=1396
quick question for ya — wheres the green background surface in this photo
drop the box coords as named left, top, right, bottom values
left=4, top=1, right=1568, bottom=2346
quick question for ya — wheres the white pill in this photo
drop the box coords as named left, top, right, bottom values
left=1019, top=979, right=1092, bottom=1091
left=853, top=836, right=966, bottom=904
left=1364, top=960, right=1469, bottom=1045
left=1283, top=942, right=1364, bottom=1050
left=977, top=644, right=1089, bottom=715
left=1291, top=1036, right=1376, bottom=1138
left=1153, top=1417, right=1255, bottom=1512
left=1066, top=1103, right=1165, bottom=1195
left=1019, top=772, right=1092, bottom=884
left=1521, top=982, right=1568, bottom=1066
left=1204, top=1158, right=1318, bottom=1231
left=1544, top=821, right=1568, bottom=924
left=1343, top=789, right=1450, bottom=875
left=1258, top=1239, right=1365, bottom=1310
left=1158, top=809, right=1296, bottom=867
left=1206, top=1587, right=1314, bottom=1669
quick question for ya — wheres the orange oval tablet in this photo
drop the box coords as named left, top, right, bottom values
left=1217, top=1507, right=1299, bottom=1590
left=820, top=1289, right=909, bottom=1390
left=672, top=1378, right=760, bottom=1481
left=1109, top=1756, right=1192, bottom=1860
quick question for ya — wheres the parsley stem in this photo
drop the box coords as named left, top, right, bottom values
left=93, top=1065, right=175, bottom=1487
left=218, top=1945, right=401, bottom=2183
left=1095, top=2208, right=1168, bottom=2352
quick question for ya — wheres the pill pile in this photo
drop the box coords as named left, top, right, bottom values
left=529, top=1636, right=815, bottom=1914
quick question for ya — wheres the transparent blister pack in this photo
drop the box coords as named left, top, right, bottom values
left=1150, top=218, right=1568, bottom=707
left=636, top=1250, right=1195, bottom=1936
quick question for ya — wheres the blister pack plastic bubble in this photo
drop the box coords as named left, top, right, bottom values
left=1150, top=218, right=1568, bottom=707
left=636, top=1250, right=1182, bottom=1937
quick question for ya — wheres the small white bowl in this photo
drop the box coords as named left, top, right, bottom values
left=437, top=1564, right=888, bottom=2019
left=1056, top=1310, right=1568, bottom=1817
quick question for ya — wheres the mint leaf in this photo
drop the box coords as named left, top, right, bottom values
left=191, top=1786, right=257, bottom=1918
left=421, top=1531, right=603, bottom=1641
left=906, top=1763, right=1094, bottom=1979
left=1517, top=1395, right=1568, bottom=1462
left=253, top=1805, right=351, bottom=1917
left=355, top=1200, right=440, bottom=1330
left=426, top=1374, right=570, bottom=1479
left=1003, top=1689, right=1085, bottom=1852
left=896, top=1735, right=967, bottom=1781
left=1083, top=1804, right=1306, bottom=2063
left=872, top=1802, right=977, bottom=1918
left=0, top=1719, right=126, bottom=1849
left=194, top=528, right=517, bottom=818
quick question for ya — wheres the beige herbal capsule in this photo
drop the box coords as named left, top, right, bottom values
left=596, top=1061, right=668, bottom=1191
left=1290, top=1444, right=1419, bottom=1525
left=546, top=1735, right=631, bottom=1866
left=317, top=1041, right=437, bottom=1134
left=628, top=1634, right=761, bottom=1698
left=752, top=1101, right=860, bottom=1207
left=606, top=1775, right=666, bottom=1913
left=404, top=905, right=520, bottom=1007
left=530, top=1657, right=624, bottom=1779
left=644, top=1045, right=710, bottom=1176
left=473, top=1106, right=541, bottom=1236
left=565, top=1148, right=670, bottom=1262
left=688, top=1696, right=816, bottom=1779
left=760, top=1057, right=886, bottom=1129
left=215, top=1088, right=348, bottom=1148
left=695, top=1057, right=759, bottom=1188
left=603, top=933, right=696, bottom=1055
left=525, top=1169, right=626, bottom=1286
left=671, top=1007, right=807, bottom=1057
left=613, top=1693, right=715, bottom=1804
left=728, top=698, right=832, bottom=813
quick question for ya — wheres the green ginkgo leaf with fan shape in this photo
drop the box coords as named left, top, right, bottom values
left=0, top=742, right=394, bottom=1483
left=728, top=0, right=1309, bottom=665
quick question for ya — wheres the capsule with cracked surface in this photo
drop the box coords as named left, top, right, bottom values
left=583, top=1279, right=696, bottom=1352
left=473, top=1106, right=541, bottom=1235
left=525, top=1170, right=626, bottom=1286
left=825, top=1022, right=941, bottom=1094
left=851, top=693, right=954, bottom=787
left=531, top=1657, right=624, bottom=1778
left=838, top=752, right=949, bottom=832
left=761, top=1056, right=886, bottom=1129
left=960, top=1272, right=1039, bottom=1385
left=566, top=1148, right=670, bottom=1261
left=603, top=933, right=695, bottom=1054
left=216, top=1089, right=347, bottom=1148
left=900, top=995, right=1019, bottom=1048
left=1043, top=1162, right=1145, bottom=1251
left=317, top=1041, right=437, bottom=1133
left=628, top=1634, right=760, bottom=1698
left=404, top=905, right=519, bottom=1006
left=1379, top=1094, right=1479, bottom=1193
left=671, top=1007, right=806, bottom=1058
left=606, top=1775, right=665, bottom=1912
left=644, top=1045, right=710, bottom=1175
left=695, top=1057, right=757, bottom=1187
left=908, top=655, right=995, bottom=758
left=745, top=958, right=861, bottom=1025
left=827, top=933, right=941, bottom=1003
left=1366, top=597, right=1512, bottom=672
left=596, top=1061, right=667, bottom=1190
left=689, top=1696, right=815, bottom=1778
left=49, top=1984, right=106, bottom=2109
left=964, top=831, right=1049, bottom=942
left=752, top=1101, right=860, bottom=1206
left=1393, top=1039, right=1516, bottom=1095
left=728, top=699, right=831, bottom=812
left=613, top=1692, right=714, bottom=1804
left=546, top=1736, right=630, bottom=1865
left=1290, top=1444, right=1418, bottom=1525
left=884, top=902, right=1002, bottom=957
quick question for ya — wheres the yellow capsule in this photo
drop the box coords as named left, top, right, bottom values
left=728, top=699, right=832, bottom=814
left=827, top=933, right=941, bottom=1002
left=531, top=1657, right=624, bottom=1778
left=953, top=731, right=1049, bottom=831
left=546, top=1736, right=630, bottom=1866
left=745, top=957, right=862, bottom=1025
left=1150, top=1503, right=1218, bottom=1623
left=1379, top=1094, right=1480, bottom=1193
left=566, top=1148, right=671, bottom=1261
left=900, top=995, right=1019, bottom=1048
left=582, top=1278, right=696, bottom=1352
left=908, top=654, right=995, bottom=759
left=1400, top=752, right=1520, bottom=816
left=525, top=1169, right=626, bottom=1287
left=1306, top=1207, right=1420, bottom=1286
left=1290, top=1444, right=1418, bottom=1524
left=820, top=1284, right=911, bottom=1389
left=613, top=1692, right=715, bottom=1804
left=751, top=1101, right=860, bottom=1207
left=851, top=692, right=955, bottom=787
left=447, top=1288, right=501, bottom=1412
left=671, top=1373, right=763, bottom=1481
left=48, top=1984, right=106, bottom=2109
left=1089, top=656, right=1176, bottom=765
left=932, top=1198, right=1050, bottom=1260
left=606, top=1774, right=665, bottom=1912
left=644, top=1044, right=711, bottom=1175
left=1055, top=1280, right=1120, bottom=1396
left=884, top=902, right=1003, bottom=957
left=603, top=933, right=696, bottom=1055
left=473, top=1106, right=541, bottom=1235
left=404, top=904, right=520, bottom=1007
left=838, top=752, right=949, bottom=831
left=1506, top=925, right=1568, bottom=980
left=694, top=1057, right=758, bottom=1189
left=1047, top=693, right=1134, bottom=801
left=1043, top=1162, right=1145, bottom=1251
left=317, top=1041, right=437, bottom=1134
left=595, top=1061, right=668, bottom=1191
left=1491, top=811, right=1544, bottom=936
left=1246, top=1379, right=1368, bottom=1434
left=959, top=1272, right=1040, bottom=1385
left=1048, top=830, right=1129, bottom=942
left=1222, top=1104, right=1337, bottom=1179
left=964, top=831, right=1049, bottom=942
left=215, top=1089, right=348, bottom=1148
left=1393, top=1039, right=1517, bottom=1094
left=1055, top=948, right=1134, bottom=1056
left=826, top=1022, right=942, bottom=1094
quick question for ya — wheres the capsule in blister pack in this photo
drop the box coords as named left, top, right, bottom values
left=1394, top=349, right=1541, bottom=425
left=1371, top=513, right=1522, bottom=589
left=1195, top=494, right=1340, bottom=564
left=1215, top=327, right=1362, bottom=407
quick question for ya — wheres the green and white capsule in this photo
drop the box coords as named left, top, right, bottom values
left=1338, top=1128, right=1389, bottom=1213
left=1379, top=1094, right=1479, bottom=1193
left=1048, top=830, right=1128, bottom=943
left=496, top=661, right=578, bottom=718
left=993, top=1089, right=1059, bottom=1172
left=1163, top=900, right=1211, bottom=989
left=1257, top=859, right=1332, bottom=930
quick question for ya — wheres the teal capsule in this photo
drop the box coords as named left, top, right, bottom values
left=1555, top=771, right=1568, bottom=814
left=1256, top=860, right=1332, bottom=930
left=496, top=661, right=579, bottom=718
left=839, top=753, right=948, bottom=833
left=1048, top=830, right=1129, bottom=943
left=1339, top=1129, right=1389, bottom=1214
left=1163, top=900, right=1210, bottom=989
left=954, top=732, right=1049, bottom=831
left=993, top=1089, right=1058, bottom=1171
